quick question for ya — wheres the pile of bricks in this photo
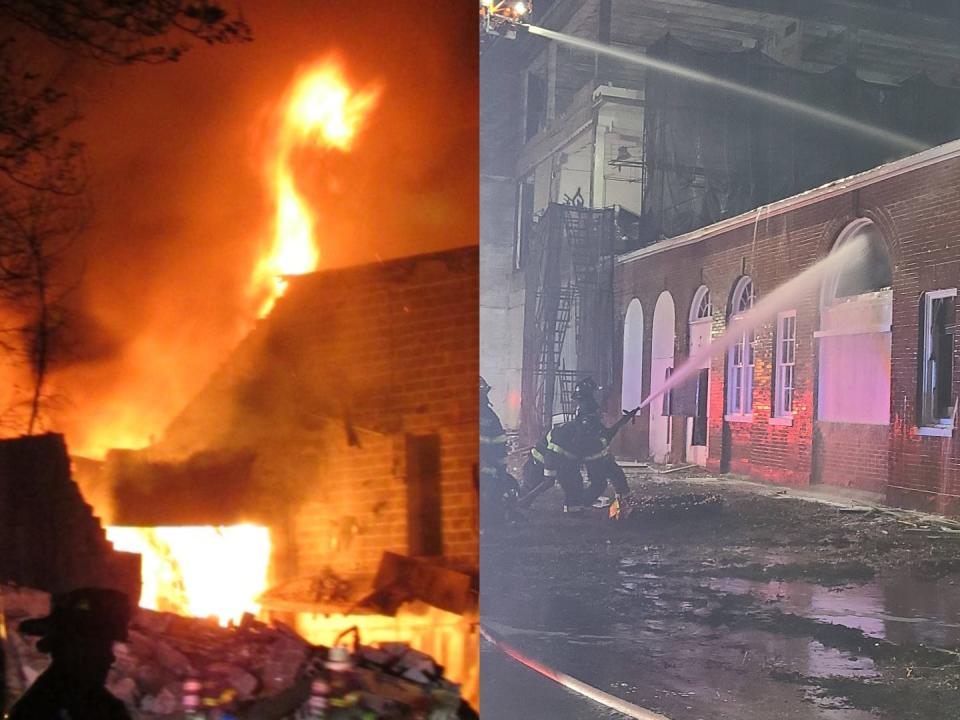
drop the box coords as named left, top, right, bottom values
left=2, top=586, right=467, bottom=719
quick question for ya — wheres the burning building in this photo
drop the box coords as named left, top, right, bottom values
left=2, top=246, right=479, bottom=712
left=1, top=2, right=481, bottom=712
left=82, top=246, right=480, bottom=699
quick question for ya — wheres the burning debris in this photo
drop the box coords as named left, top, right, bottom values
left=2, top=585, right=474, bottom=719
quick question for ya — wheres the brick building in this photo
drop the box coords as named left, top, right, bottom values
left=107, top=246, right=479, bottom=582
left=612, top=138, right=960, bottom=515
left=480, top=0, right=960, bottom=433
left=90, top=245, right=480, bottom=707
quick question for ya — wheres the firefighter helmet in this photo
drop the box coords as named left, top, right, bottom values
left=571, top=378, right=599, bottom=401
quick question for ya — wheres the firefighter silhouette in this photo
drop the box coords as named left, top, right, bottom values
left=480, top=377, right=521, bottom=527
left=11, top=588, right=132, bottom=720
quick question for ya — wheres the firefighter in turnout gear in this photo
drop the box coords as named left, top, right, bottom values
left=571, top=378, right=634, bottom=513
left=523, top=418, right=592, bottom=513
left=480, top=376, right=521, bottom=528
left=519, top=378, right=637, bottom=515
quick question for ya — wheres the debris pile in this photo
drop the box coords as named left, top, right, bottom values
left=2, top=586, right=471, bottom=719
left=611, top=493, right=724, bottom=522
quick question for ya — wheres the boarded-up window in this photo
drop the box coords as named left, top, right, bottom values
left=406, top=434, right=442, bottom=557
left=661, top=367, right=673, bottom=416
left=692, top=369, right=709, bottom=446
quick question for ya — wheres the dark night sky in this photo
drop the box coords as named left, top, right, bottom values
left=32, top=2, right=478, bottom=455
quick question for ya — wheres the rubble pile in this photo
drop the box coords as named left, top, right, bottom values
left=612, top=493, right=724, bottom=522
left=2, top=586, right=470, bottom=719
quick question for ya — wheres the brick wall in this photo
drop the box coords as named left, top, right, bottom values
left=812, top=423, right=888, bottom=493
left=0, top=434, right=140, bottom=598
left=612, top=144, right=960, bottom=513
left=155, top=247, right=479, bottom=579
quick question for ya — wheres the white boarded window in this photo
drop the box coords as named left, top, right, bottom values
left=774, top=311, right=796, bottom=417
left=919, top=289, right=956, bottom=429
left=817, top=219, right=892, bottom=425
left=727, top=277, right=755, bottom=418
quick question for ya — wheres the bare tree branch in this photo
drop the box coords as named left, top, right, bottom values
left=0, top=1, right=250, bottom=433
left=0, top=1, right=250, bottom=65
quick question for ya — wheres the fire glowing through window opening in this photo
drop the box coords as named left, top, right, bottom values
left=105, top=525, right=271, bottom=627
left=253, top=60, right=379, bottom=316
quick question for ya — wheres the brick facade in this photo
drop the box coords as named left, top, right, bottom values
left=149, top=247, right=479, bottom=580
left=613, top=140, right=960, bottom=514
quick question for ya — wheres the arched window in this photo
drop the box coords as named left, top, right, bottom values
left=650, top=291, right=676, bottom=462
left=734, top=278, right=754, bottom=314
left=821, top=218, right=892, bottom=307
left=727, top=277, right=755, bottom=417
left=690, top=285, right=712, bottom=323
left=687, top=286, right=713, bottom=459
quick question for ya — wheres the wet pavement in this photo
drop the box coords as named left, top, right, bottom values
left=481, top=469, right=960, bottom=719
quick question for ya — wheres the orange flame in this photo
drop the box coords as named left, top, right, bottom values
left=254, top=60, right=378, bottom=315
left=106, top=525, right=271, bottom=626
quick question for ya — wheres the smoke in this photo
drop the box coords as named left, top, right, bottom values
left=639, top=234, right=870, bottom=412
left=527, top=25, right=927, bottom=153
left=25, top=3, right=476, bottom=457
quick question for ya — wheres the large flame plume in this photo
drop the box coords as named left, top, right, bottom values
left=253, top=60, right=378, bottom=315
left=90, top=63, right=376, bottom=630
left=106, top=524, right=271, bottom=626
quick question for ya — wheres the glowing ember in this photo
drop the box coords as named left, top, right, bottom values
left=106, top=525, right=271, bottom=626
left=253, top=60, right=379, bottom=315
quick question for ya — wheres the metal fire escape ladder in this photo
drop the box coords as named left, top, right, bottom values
left=521, top=204, right=617, bottom=441
left=564, top=207, right=602, bottom=377
left=536, top=286, right=575, bottom=376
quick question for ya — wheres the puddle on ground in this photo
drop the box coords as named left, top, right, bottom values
left=706, top=575, right=960, bottom=649
left=484, top=617, right=883, bottom=719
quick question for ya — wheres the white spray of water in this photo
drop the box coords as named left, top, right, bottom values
left=635, top=235, right=869, bottom=412
left=526, top=26, right=927, bottom=153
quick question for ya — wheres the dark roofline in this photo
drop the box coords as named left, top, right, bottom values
left=280, top=245, right=477, bottom=288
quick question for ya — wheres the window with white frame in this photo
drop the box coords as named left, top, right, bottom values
left=919, top=289, right=956, bottom=429
left=774, top=311, right=796, bottom=417
left=692, top=286, right=712, bottom=322
left=727, top=277, right=755, bottom=418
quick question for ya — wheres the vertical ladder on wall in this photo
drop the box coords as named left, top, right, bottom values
left=536, top=285, right=575, bottom=376
left=556, top=369, right=580, bottom=421
left=563, top=206, right=603, bottom=382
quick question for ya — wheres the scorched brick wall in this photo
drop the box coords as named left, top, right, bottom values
left=155, top=247, right=478, bottom=580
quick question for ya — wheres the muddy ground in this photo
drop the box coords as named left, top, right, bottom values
left=480, top=468, right=960, bottom=719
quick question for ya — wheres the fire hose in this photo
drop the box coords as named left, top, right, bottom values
left=480, top=624, right=672, bottom=720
